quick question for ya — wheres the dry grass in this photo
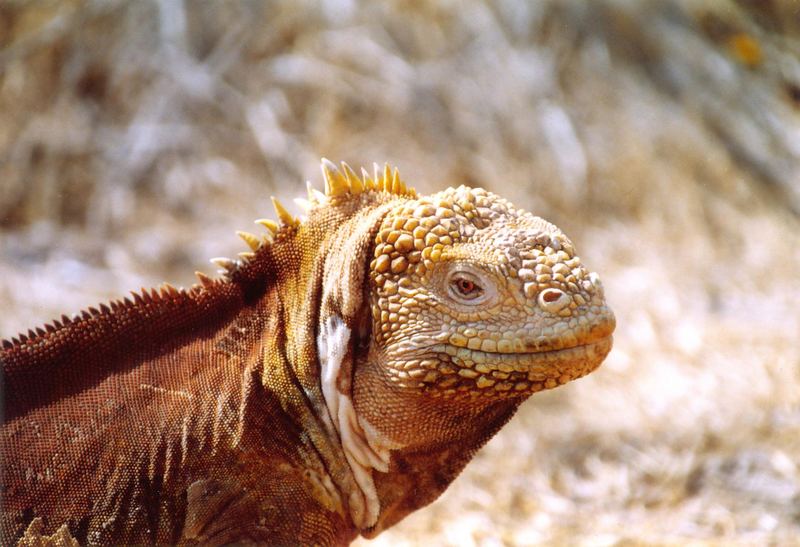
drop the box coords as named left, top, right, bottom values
left=2, top=1, right=799, bottom=544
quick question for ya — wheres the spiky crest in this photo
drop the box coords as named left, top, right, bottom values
left=271, top=196, right=298, bottom=227
left=2, top=280, right=210, bottom=348
left=194, top=271, right=214, bottom=288
left=255, top=218, right=279, bottom=234
left=237, top=231, right=262, bottom=252
left=197, top=160, right=416, bottom=281
left=1, top=159, right=413, bottom=349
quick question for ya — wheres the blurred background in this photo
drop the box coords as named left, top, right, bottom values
left=1, top=0, right=799, bottom=544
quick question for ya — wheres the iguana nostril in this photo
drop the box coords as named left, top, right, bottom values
left=541, top=289, right=562, bottom=303
left=538, top=288, right=569, bottom=313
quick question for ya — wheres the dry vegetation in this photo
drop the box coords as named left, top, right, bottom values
left=2, top=0, right=799, bottom=545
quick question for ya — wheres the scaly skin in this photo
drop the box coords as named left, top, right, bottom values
left=1, top=160, right=614, bottom=545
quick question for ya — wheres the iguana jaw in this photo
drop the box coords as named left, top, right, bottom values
left=387, top=333, right=614, bottom=397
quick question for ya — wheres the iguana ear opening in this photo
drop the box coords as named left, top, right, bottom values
left=316, top=203, right=393, bottom=529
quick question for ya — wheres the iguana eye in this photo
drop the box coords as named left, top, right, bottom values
left=450, top=274, right=483, bottom=300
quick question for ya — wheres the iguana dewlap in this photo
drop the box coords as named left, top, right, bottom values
left=1, top=160, right=615, bottom=546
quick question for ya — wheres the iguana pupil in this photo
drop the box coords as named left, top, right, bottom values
left=455, top=278, right=478, bottom=296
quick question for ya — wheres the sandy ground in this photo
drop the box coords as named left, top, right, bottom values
left=2, top=1, right=799, bottom=544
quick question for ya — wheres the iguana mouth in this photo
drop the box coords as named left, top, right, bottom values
left=444, top=336, right=613, bottom=391
left=390, top=335, right=613, bottom=394
left=439, top=335, right=613, bottom=370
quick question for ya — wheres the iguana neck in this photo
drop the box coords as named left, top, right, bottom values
left=1, top=190, right=400, bottom=541
left=251, top=191, right=403, bottom=525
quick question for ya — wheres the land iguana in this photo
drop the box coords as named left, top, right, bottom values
left=1, top=160, right=615, bottom=545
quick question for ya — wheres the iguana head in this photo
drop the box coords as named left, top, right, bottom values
left=367, top=184, right=614, bottom=399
